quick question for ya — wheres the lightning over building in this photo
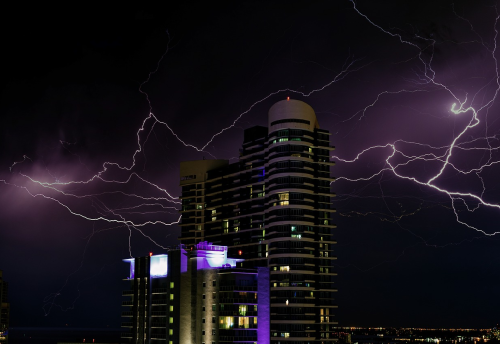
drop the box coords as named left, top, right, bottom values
left=178, top=99, right=336, bottom=342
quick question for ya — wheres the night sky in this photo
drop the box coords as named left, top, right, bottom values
left=1, top=0, right=500, bottom=329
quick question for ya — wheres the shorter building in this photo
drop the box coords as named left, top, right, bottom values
left=0, top=271, right=9, bottom=344
left=121, top=242, right=270, bottom=344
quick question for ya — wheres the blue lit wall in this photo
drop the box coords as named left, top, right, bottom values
left=150, top=254, right=168, bottom=278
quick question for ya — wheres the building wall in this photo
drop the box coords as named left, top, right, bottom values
left=0, top=271, right=9, bottom=344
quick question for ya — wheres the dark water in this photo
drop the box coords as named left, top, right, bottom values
left=7, top=328, right=122, bottom=344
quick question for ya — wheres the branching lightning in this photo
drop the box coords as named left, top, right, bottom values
left=3, top=1, right=500, bottom=315
left=333, top=1, right=500, bottom=241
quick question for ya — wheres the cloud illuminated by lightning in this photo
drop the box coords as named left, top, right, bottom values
left=333, top=1, right=500, bottom=238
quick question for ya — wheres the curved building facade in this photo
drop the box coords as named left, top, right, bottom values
left=179, top=99, right=337, bottom=343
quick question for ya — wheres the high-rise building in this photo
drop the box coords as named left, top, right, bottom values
left=179, top=99, right=337, bottom=342
left=0, top=271, right=9, bottom=344
left=122, top=243, right=270, bottom=344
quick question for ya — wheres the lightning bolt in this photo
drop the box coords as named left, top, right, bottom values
left=333, top=1, right=500, bottom=242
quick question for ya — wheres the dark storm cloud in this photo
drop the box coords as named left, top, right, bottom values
left=1, top=0, right=500, bottom=329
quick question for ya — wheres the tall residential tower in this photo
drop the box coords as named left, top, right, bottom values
left=179, top=99, right=337, bottom=342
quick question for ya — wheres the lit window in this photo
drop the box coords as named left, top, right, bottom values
left=280, top=266, right=290, bottom=272
left=212, top=217, right=217, bottom=221
left=170, top=282, right=174, bottom=289
left=219, top=316, right=234, bottom=329
left=196, top=204, right=203, bottom=210
left=170, top=305, right=173, bottom=312
left=239, top=305, right=247, bottom=316
left=278, top=192, right=289, bottom=200
left=238, top=317, right=250, bottom=329
left=170, top=294, right=174, bottom=300
left=169, top=317, right=173, bottom=324
left=169, top=329, right=173, bottom=335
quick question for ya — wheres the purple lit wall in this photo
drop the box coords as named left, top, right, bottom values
left=257, top=267, right=270, bottom=344
left=193, top=242, right=243, bottom=270
left=123, top=258, right=135, bottom=279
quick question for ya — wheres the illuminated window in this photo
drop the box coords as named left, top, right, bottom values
left=169, top=329, right=173, bottom=335
left=234, top=227, right=239, bottom=232
left=196, top=225, right=202, bottom=230
left=169, top=305, right=173, bottom=312
left=291, top=226, right=296, bottom=232
left=196, top=204, right=203, bottom=210
left=279, top=138, right=288, bottom=142
left=169, top=317, right=173, bottom=324
left=219, top=316, right=234, bottom=329
left=239, top=305, right=247, bottom=316
left=170, top=294, right=174, bottom=300
left=212, top=217, right=217, bottom=221
left=238, top=317, right=250, bottom=328
left=212, top=210, right=216, bottom=215
left=170, top=282, right=174, bottom=289
left=280, top=266, right=290, bottom=272
left=278, top=192, right=289, bottom=200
